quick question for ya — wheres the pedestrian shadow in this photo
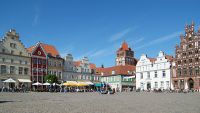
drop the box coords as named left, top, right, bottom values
left=0, top=100, right=21, bottom=103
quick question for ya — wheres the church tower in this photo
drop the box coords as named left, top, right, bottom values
left=115, top=41, right=137, bottom=66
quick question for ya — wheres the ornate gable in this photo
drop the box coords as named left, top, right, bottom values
left=0, top=29, right=29, bottom=56
left=32, top=44, right=46, bottom=57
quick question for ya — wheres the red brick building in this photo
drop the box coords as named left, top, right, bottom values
left=173, top=22, right=200, bottom=90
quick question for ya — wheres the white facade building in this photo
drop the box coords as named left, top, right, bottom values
left=136, top=51, right=173, bottom=90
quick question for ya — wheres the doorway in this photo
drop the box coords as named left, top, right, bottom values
left=188, top=78, right=194, bottom=90
left=147, top=82, right=151, bottom=90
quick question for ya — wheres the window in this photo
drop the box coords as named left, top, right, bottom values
left=162, top=71, right=166, bottom=78
left=195, top=58, right=199, bottom=62
left=19, top=60, right=22, bottom=64
left=10, top=43, right=16, bottom=48
left=183, top=68, right=187, bottom=75
left=24, top=68, right=28, bottom=75
left=19, top=67, right=23, bottom=74
left=112, top=71, right=115, bottom=75
left=38, top=59, right=42, bottom=64
left=25, top=61, right=27, bottom=65
left=183, top=60, right=187, bottom=63
left=11, top=50, right=14, bottom=54
left=2, top=49, right=5, bottom=53
left=140, top=82, right=144, bottom=89
left=33, top=68, right=37, bottom=73
left=182, top=53, right=186, bottom=56
left=140, top=73, right=143, bottom=79
left=2, top=58, right=5, bottom=62
left=10, top=66, right=15, bottom=74
left=189, top=59, right=192, bottom=63
left=154, top=71, right=157, bottom=78
left=177, top=61, right=181, bottom=64
left=33, top=59, right=37, bottom=64
left=189, top=67, right=193, bottom=76
left=11, top=59, right=14, bottom=63
left=161, top=81, right=164, bottom=88
left=188, top=44, right=192, bottom=48
left=155, top=82, right=158, bottom=88
left=195, top=50, right=198, bottom=54
left=54, top=62, right=57, bottom=66
left=1, top=65, right=6, bottom=74
left=43, top=60, right=46, bottom=65
left=38, top=68, right=42, bottom=73
left=43, top=68, right=46, bottom=73
left=166, top=81, right=169, bottom=88
left=147, top=72, right=150, bottom=79
left=19, top=52, right=22, bottom=55
left=195, top=66, right=199, bottom=75
left=48, top=61, right=51, bottom=66
left=188, top=51, right=192, bottom=55
left=178, top=68, right=181, bottom=76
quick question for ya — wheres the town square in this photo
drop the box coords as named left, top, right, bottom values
left=1, top=0, right=200, bottom=113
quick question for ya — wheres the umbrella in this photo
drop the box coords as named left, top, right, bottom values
left=86, top=81, right=94, bottom=85
left=77, top=81, right=88, bottom=87
left=63, top=81, right=78, bottom=86
left=53, top=83, right=59, bottom=86
left=43, top=82, right=51, bottom=85
left=32, top=82, right=43, bottom=86
left=3, top=78, right=16, bottom=83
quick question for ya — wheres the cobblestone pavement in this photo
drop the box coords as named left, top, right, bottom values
left=0, top=92, right=200, bottom=113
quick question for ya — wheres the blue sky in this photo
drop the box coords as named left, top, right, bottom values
left=0, top=0, right=200, bottom=67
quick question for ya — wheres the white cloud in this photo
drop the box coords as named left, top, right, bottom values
left=90, top=49, right=107, bottom=58
left=135, top=31, right=182, bottom=50
left=109, top=28, right=132, bottom=42
left=32, top=6, right=39, bottom=26
left=74, top=50, right=97, bottom=61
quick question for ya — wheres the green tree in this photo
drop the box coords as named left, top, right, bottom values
left=44, top=74, right=58, bottom=84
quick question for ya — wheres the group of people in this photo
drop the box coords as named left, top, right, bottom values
left=1, top=83, right=27, bottom=93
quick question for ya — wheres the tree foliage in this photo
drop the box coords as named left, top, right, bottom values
left=44, top=74, right=58, bottom=84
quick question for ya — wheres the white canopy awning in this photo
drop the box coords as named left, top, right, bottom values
left=124, top=76, right=135, bottom=79
left=18, top=79, right=31, bottom=83
left=32, top=82, right=43, bottom=86
left=43, top=82, right=51, bottom=85
left=3, top=78, right=16, bottom=83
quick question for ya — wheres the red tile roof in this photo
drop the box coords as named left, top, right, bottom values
left=89, top=63, right=96, bottom=69
left=165, top=55, right=174, bottom=62
left=148, top=58, right=156, bottom=63
left=74, top=61, right=81, bottom=67
left=96, top=65, right=135, bottom=76
left=27, top=42, right=60, bottom=57
left=117, top=41, right=131, bottom=51
left=74, top=61, right=96, bottom=69
left=121, top=41, right=129, bottom=50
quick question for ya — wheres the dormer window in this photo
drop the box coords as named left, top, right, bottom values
left=112, top=71, right=115, bottom=75
left=2, top=49, right=5, bottom=53
left=10, top=43, right=16, bottom=48
left=11, top=50, right=14, bottom=54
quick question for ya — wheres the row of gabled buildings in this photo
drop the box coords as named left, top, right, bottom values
left=0, top=29, right=99, bottom=88
left=96, top=22, right=200, bottom=91
left=1, top=21, right=200, bottom=91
